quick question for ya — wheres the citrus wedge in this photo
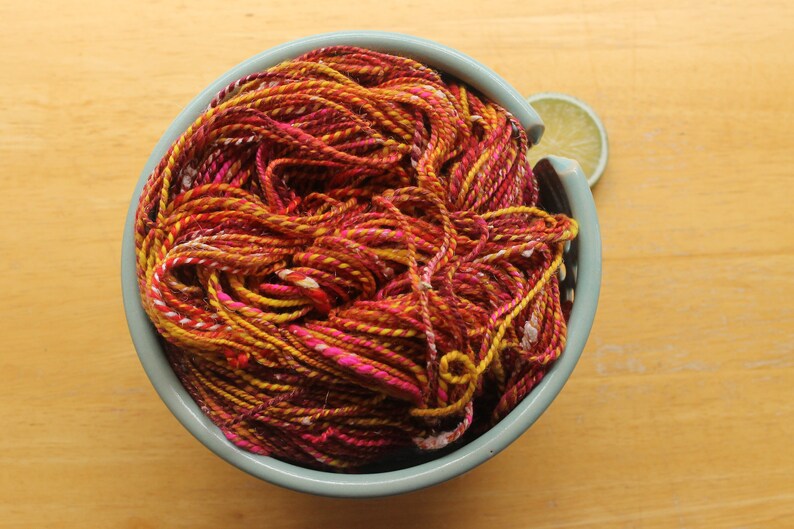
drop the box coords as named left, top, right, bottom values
left=526, top=92, right=608, bottom=187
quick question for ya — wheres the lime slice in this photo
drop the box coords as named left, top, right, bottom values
left=526, top=92, right=608, bottom=187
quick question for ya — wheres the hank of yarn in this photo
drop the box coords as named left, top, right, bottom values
left=135, top=46, right=578, bottom=470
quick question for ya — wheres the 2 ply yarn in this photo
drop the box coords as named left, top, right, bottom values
left=135, top=46, right=577, bottom=470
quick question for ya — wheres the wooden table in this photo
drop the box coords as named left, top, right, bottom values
left=2, top=1, right=792, bottom=527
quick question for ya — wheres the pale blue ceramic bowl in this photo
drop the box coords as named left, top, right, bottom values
left=121, top=31, right=601, bottom=497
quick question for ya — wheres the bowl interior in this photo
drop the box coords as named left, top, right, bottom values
left=121, top=30, right=601, bottom=497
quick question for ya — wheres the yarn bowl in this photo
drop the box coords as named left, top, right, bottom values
left=121, top=31, right=602, bottom=498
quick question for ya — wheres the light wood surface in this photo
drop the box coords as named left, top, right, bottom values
left=2, top=1, right=792, bottom=527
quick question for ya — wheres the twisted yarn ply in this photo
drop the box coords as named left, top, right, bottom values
left=135, top=46, right=578, bottom=470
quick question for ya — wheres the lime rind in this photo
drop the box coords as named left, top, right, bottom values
left=526, top=92, right=608, bottom=187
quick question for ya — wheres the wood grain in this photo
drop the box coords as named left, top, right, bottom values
left=1, top=1, right=792, bottom=527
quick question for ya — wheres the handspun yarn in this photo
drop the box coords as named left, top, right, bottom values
left=135, top=46, right=578, bottom=470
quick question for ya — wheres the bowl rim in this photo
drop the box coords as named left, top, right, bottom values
left=121, top=30, right=602, bottom=498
